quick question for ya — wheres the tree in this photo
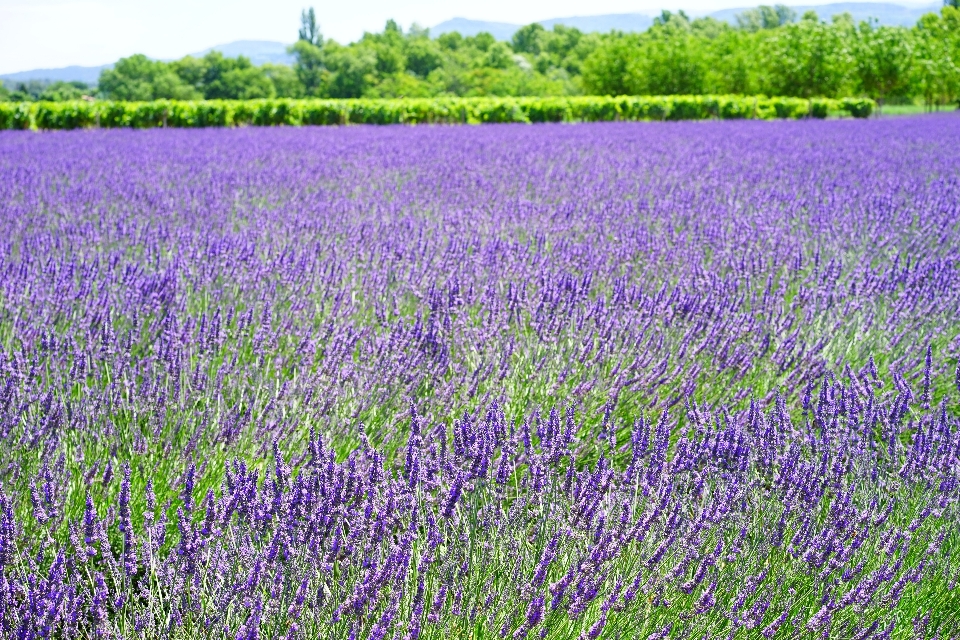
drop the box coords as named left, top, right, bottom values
left=203, top=53, right=274, bottom=99
left=171, top=52, right=275, bottom=99
left=703, top=29, right=760, bottom=94
left=468, top=32, right=496, bottom=52
left=653, top=10, right=690, bottom=27
left=0, top=80, right=90, bottom=102
left=582, top=36, right=642, bottom=96
left=584, top=15, right=708, bottom=96
left=408, top=23, right=430, bottom=39
left=437, top=32, right=463, bottom=51
left=299, top=7, right=323, bottom=47
left=324, top=44, right=377, bottom=98
left=912, top=11, right=960, bottom=107
left=262, top=64, right=303, bottom=97
left=638, top=17, right=707, bottom=95
left=480, top=42, right=515, bottom=70
left=99, top=54, right=199, bottom=100
left=290, top=40, right=327, bottom=96
left=291, top=7, right=329, bottom=95
left=854, top=24, right=914, bottom=107
left=23, top=4, right=960, bottom=105
left=521, top=25, right=588, bottom=75
left=736, top=5, right=796, bottom=31
left=513, top=24, right=546, bottom=55
left=405, top=38, right=444, bottom=77
left=759, top=18, right=855, bottom=97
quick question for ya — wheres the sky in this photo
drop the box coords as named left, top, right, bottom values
left=0, top=0, right=936, bottom=75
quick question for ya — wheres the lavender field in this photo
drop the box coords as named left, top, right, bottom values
left=0, top=116, right=959, bottom=639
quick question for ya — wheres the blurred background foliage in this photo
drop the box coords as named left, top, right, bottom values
left=1, top=5, right=959, bottom=107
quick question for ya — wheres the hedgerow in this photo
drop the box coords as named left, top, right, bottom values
left=0, top=95, right=875, bottom=129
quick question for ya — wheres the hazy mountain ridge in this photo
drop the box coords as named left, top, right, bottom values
left=0, top=40, right=293, bottom=86
left=709, top=2, right=939, bottom=26
left=434, top=1, right=939, bottom=38
left=1, top=2, right=943, bottom=84
left=0, top=65, right=110, bottom=85
left=189, top=40, right=294, bottom=66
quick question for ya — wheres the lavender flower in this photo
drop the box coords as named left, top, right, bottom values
left=0, top=116, right=956, bottom=640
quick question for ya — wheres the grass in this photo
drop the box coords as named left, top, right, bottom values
left=875, top=103, right=959, bottom=117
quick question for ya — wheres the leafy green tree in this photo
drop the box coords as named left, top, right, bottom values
left=582, top=35, right=641, bottom=96
left=0, top=80, right=91, bottom=102
left=760, top=15, right=856, bottom=97
left=28, top=5, right=960, bottom=105
left=521, top=25, right=590, bottom=76
left=854, top=23, right=914, bottom=105
left=324, top=44, right=377, bottom=98
left=912, top=10, right=960, bottom=107
left=480, top=42, right=515, bottom=70
left=217, top=67, right=274, bottom=99
left=689, top=16, right=732, bottom=39
left=468, top=33, right=496, bottom=52
left=299, top=7, right=323, bottom=47
left=369, top=21, right=406, bottom=76
left=40, top=81, right=90, bottom=101
left=703, top=29, right=760, bottom=94
left=171, top=56, right=206, bottom=90
left=408, top=23, right=430, bottom=39
left=437, top=32, right=463, bottom=51
left=638, top=15, right=707, bottom=94
left=653, top=10, right=690, bottom=27
left=204, top=53, right=274, bottom=99
left=374, top=46, right=404, bottom=75
left=364, top=72, right=435, bottom=98
left=940, top=5, right=960, bottom=65
left=290, top=6, right=328, bottom=95
left=260, top=64, right=303, bottom=97
left=736, top=5, right=796, bottom=31
left=290, top=40, right=327, bottom=96
left=405, top=38, right=443, bottom=77
left=99, top=54, right=199, bottom=100
left=172, top=52, right=274, bottom=99
left=513, top=24, right=547, bottom=55
left=585, top=17, right=709, bottom=96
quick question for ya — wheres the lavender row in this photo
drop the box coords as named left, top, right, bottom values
left=3, top=375, right=960, bottom=638
left=0, top=116, right=959, bottom=637
left=0, top=122, right=956, bottom=450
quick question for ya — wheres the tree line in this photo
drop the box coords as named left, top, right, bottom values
left=2, top=4, right=959, bottom=106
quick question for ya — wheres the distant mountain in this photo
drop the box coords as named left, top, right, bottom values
left=431, top=14, right=654, bottom=40
left=0, top=65, right=109, bottom=85
left=708, top=2, right=940, bottom=26
left=432, top=2, right=939, bottom=40
left=190, top=40, right=294, bottom=66
left=0, top=40, right=292, bottom=86
left=430, top=18, right=521, bottom=41
left=538, top=14, right=654, bottom=33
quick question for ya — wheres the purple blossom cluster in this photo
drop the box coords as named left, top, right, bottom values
left=0, top=115, right=958, bottom=638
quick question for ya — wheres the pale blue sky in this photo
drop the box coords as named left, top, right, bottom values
left=0, top=0, right=934, bottom=75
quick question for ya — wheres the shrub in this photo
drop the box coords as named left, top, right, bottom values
left=0, top=96, right=877, bottom=130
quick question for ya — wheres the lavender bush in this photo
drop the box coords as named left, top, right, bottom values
left=0, top=116, right=958, bottom=639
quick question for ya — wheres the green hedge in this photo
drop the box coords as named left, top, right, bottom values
left=0, top=96, right=875, bottom=130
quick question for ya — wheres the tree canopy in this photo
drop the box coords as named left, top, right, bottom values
left=4, top=5, right=959, bottom=106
